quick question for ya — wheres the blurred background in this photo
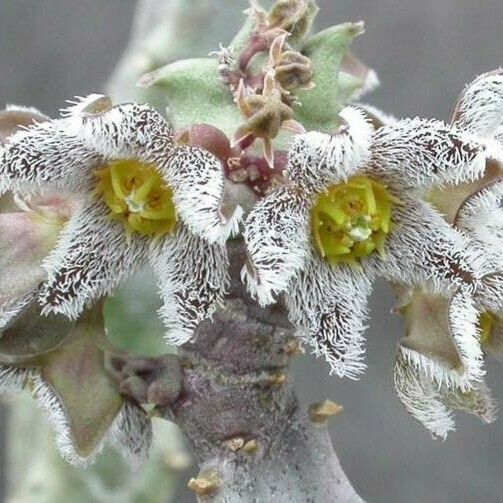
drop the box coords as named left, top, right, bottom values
left=1, top=1, right=503, bottom=502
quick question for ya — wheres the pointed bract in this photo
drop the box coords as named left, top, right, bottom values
left=451, top=69, right=503, bottom=139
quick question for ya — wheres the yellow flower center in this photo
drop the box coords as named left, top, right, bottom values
left=95, top=160, right=177, bottom=236
left=479, top=311, right=495, bottom=345
left=311, top=176, right=398, bottom=264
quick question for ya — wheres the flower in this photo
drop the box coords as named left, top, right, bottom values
left=0, top=95, right=243, bottom=344
left=242, top=104, right=495, bottom=378
left=391, top=70, right=503, bottom=438
left=393, top=287, right=497, bottom=439
left=0, top=304, right=152, bottom=467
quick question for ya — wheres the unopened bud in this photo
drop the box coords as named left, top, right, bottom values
left=175, top=124, right=233, bottom=162
left=275, top=51, right=314, bottom=91
left=269, top=0, right=318, bottom=40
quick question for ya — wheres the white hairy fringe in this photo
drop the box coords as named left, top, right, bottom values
left=286, top=106, right=373, bottom=193
left=66, top=102, right=175, bottom=161
left=109, top=400, right=152, bottom=470
left=456, top=180, right=503, bottom=268
left=286, top=255, right=372, bottom=379
left=394, top=349, right=455, bottom=440
left=357, top=103, right=398, bottom=128
left=31, top=373, right=99, bottom=466
left=442, top=380, right=498, bottom=425
left=368, top=197, right=491, bottom=292
left=31, top=374, right=150, bottom=468
left=0, top=365, right=35, bottom=394
left=475, top=274, right=503, bottom=314
left=369, top=117, right=488, bottom=189
left=60, top=94, right=111, bottom=117
left=0, top=118, right=102, bottom=196
left=395, top=346, right=497, bottom=439
left=401, top=346, right=472, bottom=393
left=39, top=198, right=148, bottom=319
left=452, top=69, right=503, bottom=139
left=448, top=287, right=485, bottom=383
left=242, top=187, right=311, bottom=306
left=151, top=226, right=229, bottom=345
left=165, top=146, right=243, bottom=245
left=0, top=291, right=35, bottom=329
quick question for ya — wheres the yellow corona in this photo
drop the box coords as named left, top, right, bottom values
left=95, top=160, right=177, bottom=236
left=311, top=176, right=398, bottom=264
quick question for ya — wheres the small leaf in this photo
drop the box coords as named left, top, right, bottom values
left=294, top=21, right=366, bottom=132
left=140, top=58, right=243, bottom=137
left=41, top=310, right=123, bottom=457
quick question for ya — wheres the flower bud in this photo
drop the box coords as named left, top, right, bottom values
left=175, top=124, right=234, bottom=161
left=269, top=0, right=318, bottom=41
left=274, top=50, right=314, bottom=91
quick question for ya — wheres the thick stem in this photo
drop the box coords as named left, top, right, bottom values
left=164, top=243, right=363, bottom=502
left=107, top=1, right=363, bottom=500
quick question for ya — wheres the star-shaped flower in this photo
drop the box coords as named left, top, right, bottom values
left=242, top=104, right=495, bottom=378
left=391, top=70, right=503, bottom=438
left=0, top=95, right=242, bottom=344
left=0, top=303, right=152, bottom=467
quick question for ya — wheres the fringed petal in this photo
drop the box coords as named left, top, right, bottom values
left=242, top=186, right=311, bottom=306
left=394, top=347, right=495, bottom=440
left=286, top=252, right=372, bottom=379
left=441, top=380, right=497, bottom=425
left=394, top=347, right=455, bottom=440
left=474, top=273, right=503, bottom=314
left=451, top=69, right=503, bottom=139
left=109, top=399, right=152, bottom=469
left=368, top=118, right=487, bottom=189
left=369, top=197, right=491, bottom=291
left=150, top=226, right=229, bottom=345
left=39, top=198, right=148, bottom=319
left=30, top=374, right=150, bottom=467
left=60, top=94, right=113, bottom=118
left=286, top=106, right=373, bottom=194
left=30, top=372, right=102, bottom=466
left=0, top=365, right=34, bottom=393
left=456, top=179, right=503, bottom=267
left=163, top=145, right=242, bottom=244
left=67, top=102, right=175, bottom=162
left=0, top=118, right=101, bottom=196
left=447, top=287, right=485, bottom=383
left=400, top=288, right=484, bottom=390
